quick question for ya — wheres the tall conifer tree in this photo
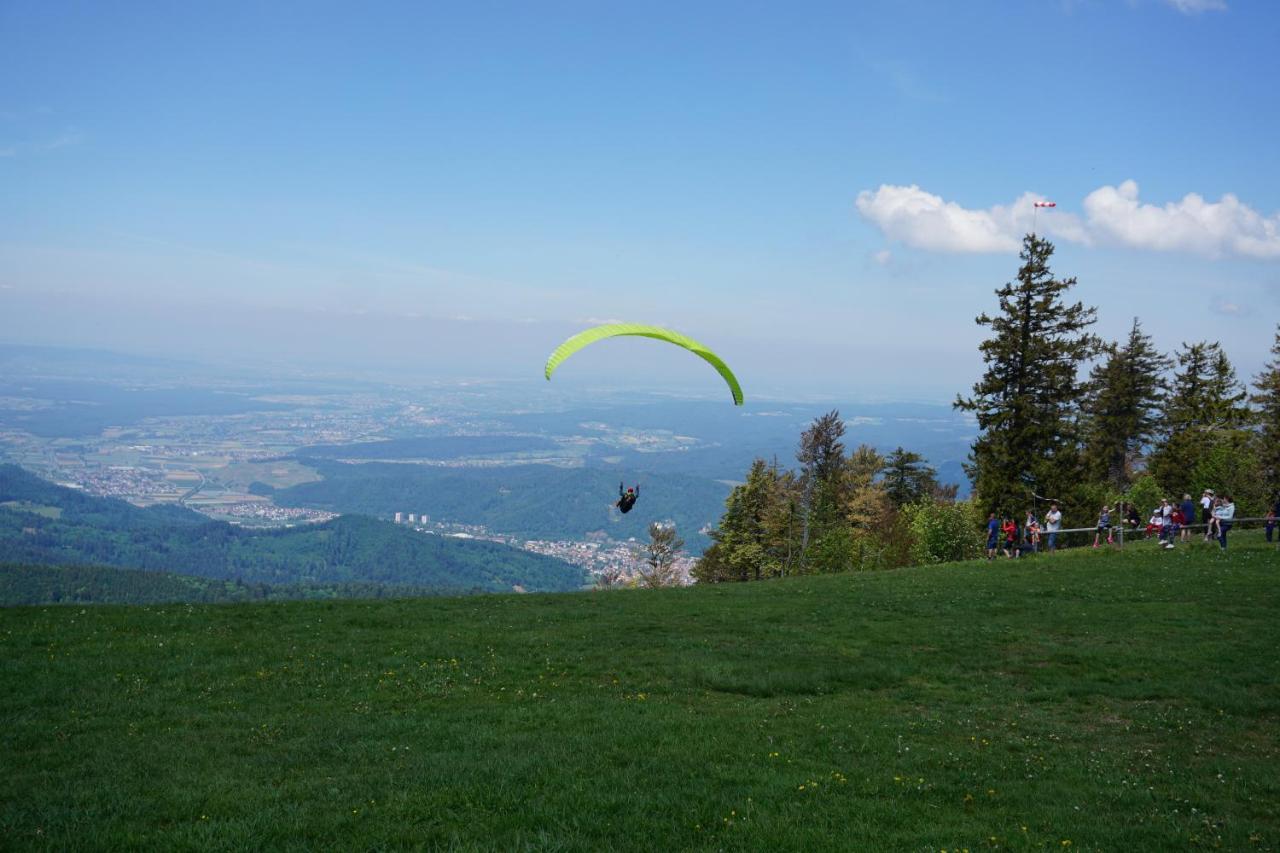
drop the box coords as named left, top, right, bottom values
left=1081, top=318, right=1171, bottom=490
left=1148, top=341, right=1249, bottom=493
left=954, top=235, right=1100, bottom=515
left=881, top=446, right=940, bottom=507
left=1250, top=325, right=1280, bottom=501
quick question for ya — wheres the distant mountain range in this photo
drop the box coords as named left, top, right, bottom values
left=0, top=464, right=586, bottom=604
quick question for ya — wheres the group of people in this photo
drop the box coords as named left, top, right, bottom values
left=1097, top=489, right=1239, bottom=550
left=983, top=488, right=1277, bottom=560
left=984, top=503, right=1063, bottom=559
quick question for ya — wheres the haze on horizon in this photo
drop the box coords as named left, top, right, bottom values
left=2, top=0, right=1278, bottom=402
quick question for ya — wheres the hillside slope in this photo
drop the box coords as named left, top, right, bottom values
left=271, top=460, right=732, bottom=550
left=0, top=464, right=586, bottom=594
left=3, top=539, right=1278, bottom=849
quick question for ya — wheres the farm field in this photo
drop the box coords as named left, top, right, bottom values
left=2, top=536, right=1279, bottom=850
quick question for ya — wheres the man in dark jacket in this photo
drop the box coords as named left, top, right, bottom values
left=616, top=483, right=639, bottom=514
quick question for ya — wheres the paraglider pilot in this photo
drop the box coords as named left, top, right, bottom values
left=616, top=482, right=639, bottom=514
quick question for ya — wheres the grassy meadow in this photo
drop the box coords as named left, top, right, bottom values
left=3, top=535, right=1279, bottom=850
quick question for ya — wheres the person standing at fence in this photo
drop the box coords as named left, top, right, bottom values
left=1002, top=516, right=1018, bottom=558
left=1213, top=495, right=1236, bottom=550
left=986, top=513, right=1000, bottom=560
left=1159, top=499, right=1173, bottom=547
left=1180, top=494, right=1195, bottom=543
left=1045, top=503, right=1061, bottom=553
left=1093, top=505, right=1112, bottom=548
left=1201, top=490, right=1215, bottom=540
left=1266, top=503, right=1277, bottom=544
left=1025, top=510, right=1040, bottom=554
left=1207, top=496, right=1222, bottom=542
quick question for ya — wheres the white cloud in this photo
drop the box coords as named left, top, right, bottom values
left=855, top=185, right=1020, bottom=253
left=1165, top=0, right=1227, bottom=13
left=1083, top=180, right=1280, bottom=259
left=855, top=185, right=1084, bottom=254
left=857, top=180, right=1280, bottom=260
left=872, top=249, right=892, bottom=266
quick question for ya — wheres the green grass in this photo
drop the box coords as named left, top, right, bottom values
left=3, top=536, right=1279, bottom=851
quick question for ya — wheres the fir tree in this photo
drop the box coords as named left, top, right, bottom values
left=1149, top=341, right=1249, bottom=493
left=1081, top=318, right=1171, bottom=490
left=795, top=411, right=847, bottom=570
left=1250, top=325, right=1280, bottom=502
left=881, top=446, right=940, bottom=508
left=693, top=459, right=784, bottom=583
left=954, top=235, right=1100, bottom=516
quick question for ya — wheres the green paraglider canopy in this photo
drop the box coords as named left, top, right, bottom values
left=544, top=323, right=744, bottom=405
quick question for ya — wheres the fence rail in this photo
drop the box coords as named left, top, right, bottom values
left=998, top=517, right=1278, bottom=553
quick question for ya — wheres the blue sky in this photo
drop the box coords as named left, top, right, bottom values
left=2, top=0, right=1277, bottom=399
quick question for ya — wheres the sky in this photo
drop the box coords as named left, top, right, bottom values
left=2, top=0, right=1278, bottom=401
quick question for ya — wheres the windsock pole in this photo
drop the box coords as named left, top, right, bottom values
left=1032, top=200, right=1056, bottom=237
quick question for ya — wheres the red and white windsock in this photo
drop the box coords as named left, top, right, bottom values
left=1033, top=201, right=1056, bottom=208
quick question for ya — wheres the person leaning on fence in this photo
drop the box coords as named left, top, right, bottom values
left=1213, top=495, right=1236, bottom=550
left=1145, top=507, right=1163, bottom=539
left=1093, top=505, right=1113, bottom=548
left=1045, top=503, right=1062, bottom=553
left=1158, top=499, right=1173, bottom=547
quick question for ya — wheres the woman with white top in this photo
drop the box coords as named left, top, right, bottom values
left=1213, top=495, right=1236, bottom=550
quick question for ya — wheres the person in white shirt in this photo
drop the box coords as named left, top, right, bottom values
left=1200, top=490, right=1214, bottom=540
left=1044, top=504, right=1062, bottom=553
left=1213, top=495, right=1236, bottom=550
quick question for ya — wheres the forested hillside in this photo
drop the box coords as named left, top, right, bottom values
left=270, top=460, right=731, bottom=550
left=0, top=562, right=437, bottom=606
left=0, top=465, right=586, bottom=595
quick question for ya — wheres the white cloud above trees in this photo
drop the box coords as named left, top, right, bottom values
left=857, top=180, right=1280, bottom=259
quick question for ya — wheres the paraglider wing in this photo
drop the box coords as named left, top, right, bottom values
left=544, top=323, right=744, bottom=405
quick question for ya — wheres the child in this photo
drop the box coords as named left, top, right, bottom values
left=1025, top=511, right=1040, bottom=553
left=1093, top=505, right=1112, bottom=548
left=1145, top=509, right=1162, bottom=539
left=1206, top=497, right=1222, bottom=542
left=1166, top=507, right=1185, bottom=549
